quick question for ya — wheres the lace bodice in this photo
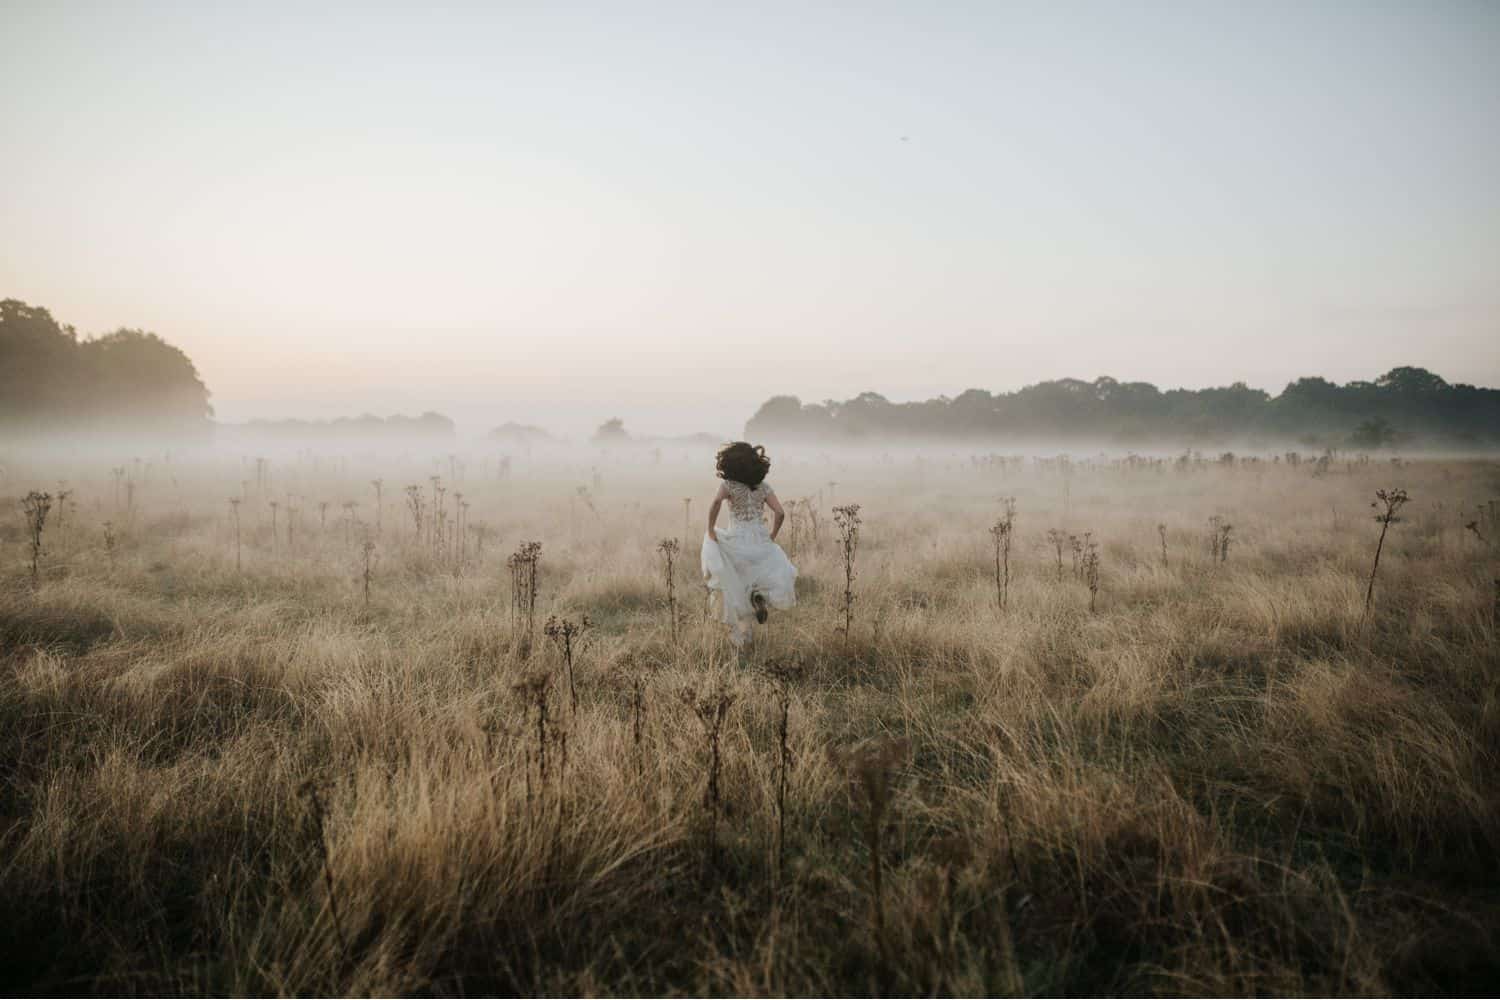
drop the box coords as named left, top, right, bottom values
left=723, top=479, right=774, bottom=524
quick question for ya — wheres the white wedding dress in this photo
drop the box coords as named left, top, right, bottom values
left=701, top=479, right=798, bottom=645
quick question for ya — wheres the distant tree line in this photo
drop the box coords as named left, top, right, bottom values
left=1, top=298, right=213, bottom=438
left=746, top=368, right=1500, bottom=448
left=585, top=418, right=721, bottom=449
left=235, top=412, right=456, bottom=441
left=488, top=422, right=559, bottom=447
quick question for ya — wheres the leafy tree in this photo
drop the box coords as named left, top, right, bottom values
left=80, top=329, right=213, bottom=430
left=1376, top=366, right=1447, bottom=394
left=592, top=417, right=630, bottom=445
left=1350, top=417, right=1398, bottom=449
left=1, top=299, right=212, bottom=438
left=0, top=299, right=85, bottom=428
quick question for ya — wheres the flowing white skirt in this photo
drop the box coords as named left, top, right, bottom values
left=701, top=521, right=797, bottom=632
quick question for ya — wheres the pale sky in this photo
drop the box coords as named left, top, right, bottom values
left=4, top=1, right=1498, bottom=436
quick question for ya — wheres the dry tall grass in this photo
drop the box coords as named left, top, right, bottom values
left=1, top=448, right=1498, bottom=994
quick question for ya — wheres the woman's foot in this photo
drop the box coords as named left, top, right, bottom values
left=751, top=591, right=769, bottom=624
left=730, top=620, right=751, bottom=648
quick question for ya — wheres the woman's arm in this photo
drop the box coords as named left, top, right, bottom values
left=766, top=490, right=786, bottom=541
left=706, top=484, right=728, bottom=542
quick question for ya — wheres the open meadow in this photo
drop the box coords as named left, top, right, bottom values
left=2, top=445, right=1498, bottom=995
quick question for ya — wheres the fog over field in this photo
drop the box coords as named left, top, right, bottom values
left=5, top=0, right=1500, bottom=995
left=3, top=437, right=1499, bottom=994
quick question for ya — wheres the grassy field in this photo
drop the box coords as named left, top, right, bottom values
left=2, top=446, right=1498, bottom=995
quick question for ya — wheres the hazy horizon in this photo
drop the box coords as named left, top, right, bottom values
left=5, top=1, right=1498, bottom=437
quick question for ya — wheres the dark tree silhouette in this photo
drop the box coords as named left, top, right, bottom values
left=592, top=418, right=630, bottom=445
left=1, top=299, right=213, bottom=438
left=80, top=329, right=213, bottom=430
left=1350, top=417, right=1398, bottom=450
left=0, top=300, right=87, bottom=428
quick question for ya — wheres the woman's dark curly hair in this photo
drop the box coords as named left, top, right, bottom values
left=716, top=441, right=771, bottom=488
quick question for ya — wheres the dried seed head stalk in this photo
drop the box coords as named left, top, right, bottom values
left=681, top=686, right=737, bottom=866
left=508, top=541, right=543, bottom=643
left=989, top=496, right=1017, bottom=611
left=1362, top=487, right=1410, bottom=621
left=404, top=484, right=425, bottom=541
left=512, top=670, right=554, bottom=790
left=828, top=735, right=910, bottom=951
left=21, top=491, right=53, bottom=586
left=544, top=614, right=590, bottom=713
left=229, top=497, right=243, bottom=571
left=615, top=650, right=657, bottom=771
left=833, top=504, right=863, bottom=640
left=658, top=538, right=681, bottom=644
left=1208, top=515, right=1233, bottom=563
left=1046, top=528, right=1066, bottom=580
left=1083, top=535, right=1101, bottom=612
left=763, top=659, right=805, bottom=890
left=360, top=529, right=378, bottom=607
